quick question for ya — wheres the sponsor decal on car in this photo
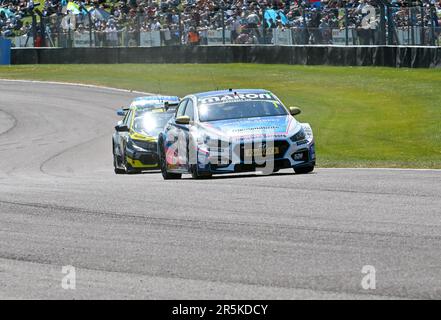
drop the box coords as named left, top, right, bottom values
left=198, top=93, right=276, bottom=104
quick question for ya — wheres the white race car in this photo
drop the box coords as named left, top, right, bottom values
left=158, top=89, right=315, bottom=179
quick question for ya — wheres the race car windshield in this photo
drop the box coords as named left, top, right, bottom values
left=133, top=113, right=172, bottom=136
left=133, top=103, right=164, bottom=112
left=198, top=100, right=288, bottom=122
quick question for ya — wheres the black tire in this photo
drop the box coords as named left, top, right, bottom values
left=294, top=165, right=314, bottom=174
left=188, top=138, right=212, bottom=180
left=121, top=153, right=139, bottom=174
left=125, top=162, right=140, bottom=174
left=190, top=164, right=212, bottom=179
left=114, top=167, right=125, bottom=175
left=159, top=139, right=182, bottom=180
left=113, top=144, right=126, bottom=175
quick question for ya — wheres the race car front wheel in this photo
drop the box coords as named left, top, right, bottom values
left=190, top=164, right=212, bottom=180
left=159, top=140, right=182, bottom=180
left=124, top=162, right=140, bottom=174
left=294, top=165, right=314, bottom=174
left=114, top=167, right=125, bottom=175
left=113, top=146, right=126, bottom=175
left=188, top=139, right=212, bottom=179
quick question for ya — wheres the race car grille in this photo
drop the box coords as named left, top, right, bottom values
left=207, top=140, right=232, bottom=166
left=139, top=154, right=159, bottom=164
left=234, top=140, right=290, bottom=162
left=234, top=159, right=291, bottom=172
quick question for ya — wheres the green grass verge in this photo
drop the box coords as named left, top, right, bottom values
left=1, top=64, right=440, bottom=168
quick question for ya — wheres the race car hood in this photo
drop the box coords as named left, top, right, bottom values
left=130, top=131, right=157, bottom=142
left=140, top=127, right=163, bottom=139
left=199, top=115, right=300, bottom=140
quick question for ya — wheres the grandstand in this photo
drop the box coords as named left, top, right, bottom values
left=1, top=0, right=440, bottom=47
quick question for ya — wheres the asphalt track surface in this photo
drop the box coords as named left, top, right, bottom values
left=0, top=80, right=440, bottom=300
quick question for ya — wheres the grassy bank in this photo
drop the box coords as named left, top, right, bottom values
left=1, top=64, right=440, bottom=168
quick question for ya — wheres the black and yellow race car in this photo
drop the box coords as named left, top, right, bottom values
left=112, top=96, right=179, bottom=174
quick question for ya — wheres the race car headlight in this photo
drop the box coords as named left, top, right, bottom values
left=290, top=128, right=306, bottom=142
left=132, top=143, right=146, bottom=152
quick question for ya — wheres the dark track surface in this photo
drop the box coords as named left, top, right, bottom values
left=0, top=80, right=440, bottom=299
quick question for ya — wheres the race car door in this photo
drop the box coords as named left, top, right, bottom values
left=181, top=99, right=196, bottom=170
left=164, top=99, right=188, bottom=171
left=168, top=98, right=196, bottom=171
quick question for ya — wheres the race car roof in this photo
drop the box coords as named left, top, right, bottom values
left=130, top=96, right=180, bottom=109
left=193, top=89, right=270, bottom=99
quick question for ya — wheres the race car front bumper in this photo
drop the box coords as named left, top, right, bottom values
left=126, top=143, right=160, bottom=169
left=194, top=138, right=316, bottom=174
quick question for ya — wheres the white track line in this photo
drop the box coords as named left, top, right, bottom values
left=319, top=167, right=441, bottom=172
left=1, top=79, right=439, bottom=172
left=0, top=78, right=154, bottom=95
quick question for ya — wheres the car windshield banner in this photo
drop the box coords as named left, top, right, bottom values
left=198, top=93, right=277, bottom=105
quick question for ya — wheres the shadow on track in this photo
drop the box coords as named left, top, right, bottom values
left=181, top=171, right=317, bottom=180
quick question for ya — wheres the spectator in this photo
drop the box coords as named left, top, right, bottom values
left=319, top=18, right=331, bottom=44
left=105, top=21, right=118, bottom=46
left=187, top=25, right=199, bottom=44
left=236, top=27, right=258, bottom=44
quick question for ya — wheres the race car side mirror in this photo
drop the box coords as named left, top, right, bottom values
left=116, top=108, right=126, bottom=116
left=175, top=116, right=191, bottom=125
left=115, top=125, right=129, bottom=132
left=289, top=107, right=301, bottom=116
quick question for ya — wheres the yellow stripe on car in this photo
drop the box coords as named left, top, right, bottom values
left=126, top=157, right=158, bottom=168
left=129, top=131, right=157, bottom=142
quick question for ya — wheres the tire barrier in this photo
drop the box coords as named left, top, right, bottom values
left=11, top=45, right=441, bottom=68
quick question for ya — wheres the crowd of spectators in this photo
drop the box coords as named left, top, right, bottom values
left=0, top=0, right=35, bottom=37
left=1, top=0, right=440, bottom=45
